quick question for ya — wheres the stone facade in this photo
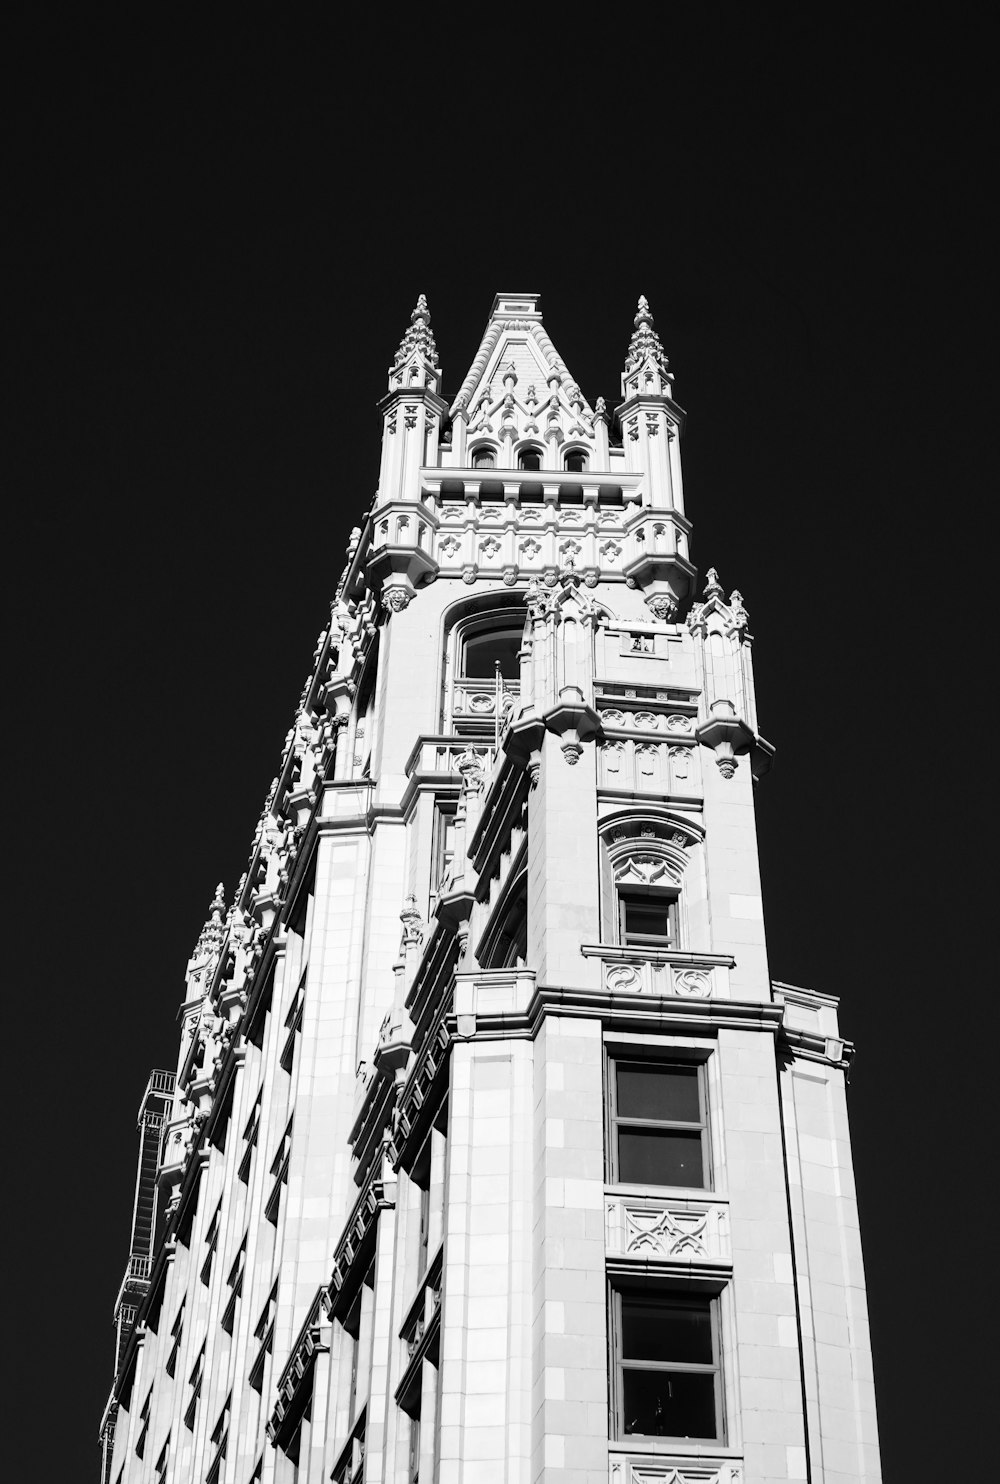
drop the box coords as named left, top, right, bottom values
left=101, top=292, right=881, bottom=1484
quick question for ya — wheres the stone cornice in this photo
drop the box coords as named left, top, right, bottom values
left=266, top=1287, right=331, bottom=1447
left=327, top=1164, right=396, bottom=1321
left=448, top=978, right=783, bottom=1044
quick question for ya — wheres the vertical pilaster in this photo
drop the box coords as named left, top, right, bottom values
left=530, top=1016, right=607, bottom=1484
left=438, top=1040, right=534, bottom=1484
left=527, top=735, right=601, bottom=988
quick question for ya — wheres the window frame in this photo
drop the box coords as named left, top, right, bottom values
left=608, top=1285, right=725, bottom=1444
left=617, top=886, right=678, bottom=949
left=606, top=1053, right=711, bottom=1191
left=459, top=624, right=523, bottom=682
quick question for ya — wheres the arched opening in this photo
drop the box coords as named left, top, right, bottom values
left=564, top=449, right=587, bottom=473
left=462, top=626, right=522, bottom=681
left=518, top=448, right=542, bottom=471
left=442, top=593, right=527, bottom=736
left=472, top=447, right=496, bottom=469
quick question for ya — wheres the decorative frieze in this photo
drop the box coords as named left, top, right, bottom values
left=599, top=706, right=696, bottom=736
left=609, top=1459, right=744, bottom=1484
left=590, top=951, right=731, bottom=1000
left=599, top=737, right=699, bottom=795
left=605, top=1195, right=731, bottom=1265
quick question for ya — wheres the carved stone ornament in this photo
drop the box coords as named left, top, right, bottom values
left=391, top=294, right=439, bottom=372
left=615, top=853, right=672, bottom=886
left=645, top=592, right=678, bottom=622
left=623, top=295, right=673, bottom=382
left=687, top=566, right=751, bottom=641
left=672, top=968, right=712, bottom=998
left=461, top=564, right=477, bottom=584
left=605, top=963, right=643, bottom=994
left=456, top=749, right=485, bottom=792
left=624, top=1203, right=710, bottom=1256
left=501, top=564, right=518, bottom=586
left=381, top=586, right=413, bottom=615
left=399, top=893, right=424, bottom=947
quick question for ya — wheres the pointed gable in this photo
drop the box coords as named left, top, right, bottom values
left=452, top=293, right=597, bottom=452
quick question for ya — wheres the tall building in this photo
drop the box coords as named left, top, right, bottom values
left=101, top=292, right=881, bottom=1484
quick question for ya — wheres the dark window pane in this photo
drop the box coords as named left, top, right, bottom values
left=519, top=451, right=541, bottom=470
left=622, top=1300, right=713, bottom=1364
left=463, top=631, right=521, bottom=679
left=622, top=1368, right=718, bottom=1439
left=565, top=452, right=586, bottom=472
left=618, top=1128, right=704, bottom=1186
left=622, top=898, right=672, bottom=942
left=617, top=1065, right=700, bottom=1123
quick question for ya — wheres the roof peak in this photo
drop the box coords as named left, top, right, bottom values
left=490, top=292, right=542, bottom=321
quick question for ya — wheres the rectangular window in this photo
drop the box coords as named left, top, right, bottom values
left=201, top=1199, right=223, bottom=1285
left=184, top=1344, right=205, bottom=1430
left=249, top=1280, right=278, bottom=1392
left=238, top=1089, right=263, bottom=1184
left=280, top=973, right=306, bottom=1072
left=610, top=1290, right=723, bottom=1442
left=344, top=1264, right=375, bottom=1428
left=221, top=1237, right=247, bottom=1334
left=618, top=889, right=676, bottom=948
left=136, top=1387, right=152, bottom=1459
left=431, top=802, right=457, bottom=902
left=407, top=1414, right=421, bottom=1484
left=165, top=1298, right=185, bottom=1377
left=265, top=1119, right=293, bottom=1225
left=207, top=1392, right=231, bottom=1484
left=608, top=1059, right=709, bottom=1188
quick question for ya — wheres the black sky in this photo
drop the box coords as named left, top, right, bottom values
left=8, top=15, right=991, bottom=1479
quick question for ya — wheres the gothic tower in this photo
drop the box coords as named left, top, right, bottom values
left=101, top=293, right=881, bottom=1484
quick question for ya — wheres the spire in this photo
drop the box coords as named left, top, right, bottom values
left=392, top=293, right=439, bottom=372
left=189, top=882, right=227, bottom=979
left=623, top=294, right=673, bottom=383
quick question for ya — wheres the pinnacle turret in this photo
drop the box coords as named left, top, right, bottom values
left=623, top=294, right=673, bottom=383
left=392, top=293, right=439, bottom=371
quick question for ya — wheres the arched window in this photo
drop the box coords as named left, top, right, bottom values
left=599, top=814, right=700, bottom=950
left=443, top=595, right=526, bottom=735
left=564, top=449, right=587, bottom=473
left=518, top=448, right=542, bottom=471
left=462, top=626, right=522, bottom=680
left=490, top=876, right=528, bottom=968
left=478, top=870, right=528, bottom=969
left=472, top=447, right=496, bottom=469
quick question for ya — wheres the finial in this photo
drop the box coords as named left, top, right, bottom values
left=595, top=395, right=608, bottom=419
left=624, top=294, right=673, bottom=381
left=705, top=567, right=723, bottom=599
left=210, top=882, right=225, bottom=916
left=392, top=293, right=439, bottom=370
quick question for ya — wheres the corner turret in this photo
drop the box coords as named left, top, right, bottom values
left=616, top=296, right=694, bottom=619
